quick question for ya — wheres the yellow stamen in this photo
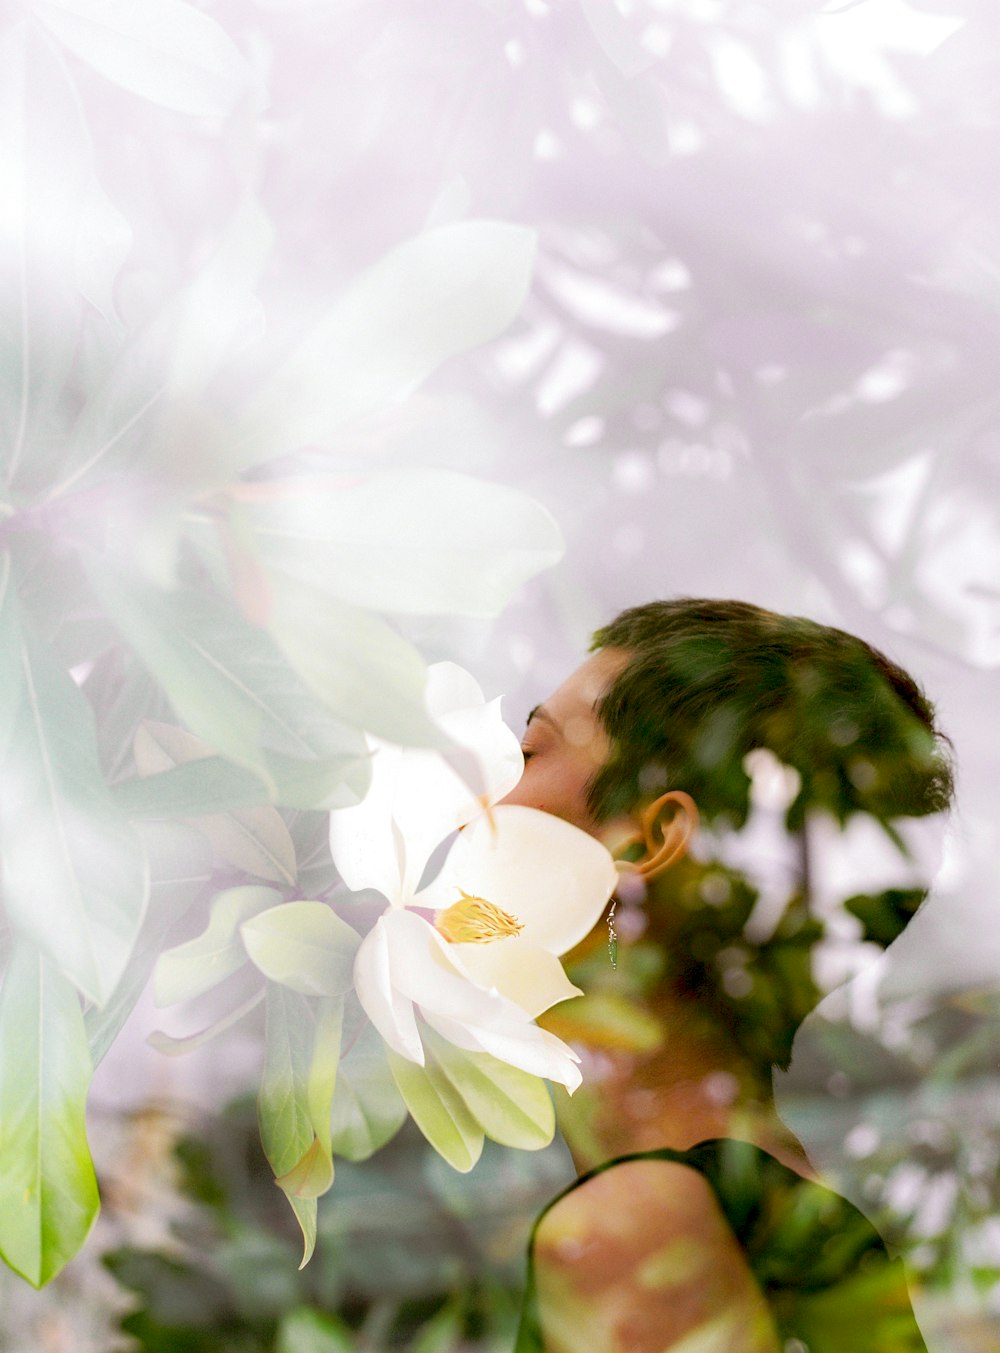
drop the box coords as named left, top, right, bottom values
left=435, top=889, right=523, bottom=945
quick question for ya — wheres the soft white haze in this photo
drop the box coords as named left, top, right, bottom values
left=1, top=0, right=997, bottom=1344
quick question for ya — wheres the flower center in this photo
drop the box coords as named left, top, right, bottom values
left=435, top=889, right=523, bottom=944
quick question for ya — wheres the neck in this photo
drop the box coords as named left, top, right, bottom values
left=551, top=986, right=813, bottom=1180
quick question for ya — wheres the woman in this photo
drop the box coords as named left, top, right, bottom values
left=501, top=599, right=953, bottom=1353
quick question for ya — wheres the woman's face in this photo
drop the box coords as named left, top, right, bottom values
left=498, top=648, right=630, bottom=837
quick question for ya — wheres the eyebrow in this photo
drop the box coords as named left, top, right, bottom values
left=526, top=705, right=563, bottom=735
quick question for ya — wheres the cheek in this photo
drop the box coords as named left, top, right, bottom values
left=497, top=763, right=550, bottom=812
left=498, top=761, right=596, bottom=833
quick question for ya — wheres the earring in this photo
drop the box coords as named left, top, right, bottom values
left=606, top=899, right=618, bottom=970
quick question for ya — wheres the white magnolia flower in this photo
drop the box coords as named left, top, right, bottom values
left=352, top=807, right=618, bottom=1091
left=329, top=664, right=618, bottom=1092
left=329, top=661, right=525, bottom=904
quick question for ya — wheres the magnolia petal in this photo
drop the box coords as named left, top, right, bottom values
left=391, top=751, right=480, bottom=900
left=424, top=661, right=485, bottom=721
left=377, top=911, right=582, bottom=1089
left=359, top=909, right=584, bottom=1093
left=236, top=223, right=537, bottom=463
left=328, top=740, right=404, bottom=899
left=153, top=884, right=279, bottom=1007
left=421, top=1009, right=582, bottom=1093
left=391, top=746, right=520, bottom=900
left=353, top=916, right=423, bottom=1064
left=418, top=805, right=618, bottom=956
left=448, top=938, right=583, bottom=1019
left=428, top=663, right=523, bottom=806
left=382, top=909, right=534, bottom=1033
left=330, top=662, right=522, bottom=904
left=399, top=663, right=524, bottom=860
left=397, top=664, right=522, bottom=889
left=437, top=694, right=524, bottom=808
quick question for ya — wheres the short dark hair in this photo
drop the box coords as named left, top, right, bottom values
left=583, top=599, right=954, bottom=1072
left=587, top=598, right=954, bottom=830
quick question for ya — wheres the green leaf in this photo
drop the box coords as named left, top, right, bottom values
left=241, top=902, right=360, bottom=998
left=0, top=23, right=104, bottom=491
left=147, top=988, right=263, bottom=1057
left=87, top=652, right=171, bottom=785
left=409, top=1298, right=467, bottom=1353
left=544, top=989, right=663, bottom=1054
left=275, top=1307, right=353, bottom=1353
left=1, top=623, right=148, bottom=1005
left=88, top=566, right=264, bottom=770
left=329, top=997, right=407, bottom=1161
left=114, top=733, right=367, bottom=819
left=112, top=754, right=271, bottom=818
left=264, top=747, right=372, bottom=812
left=86, top=821, right=213, bottom=1065
left=236, top=220, right=537, bottom=465
left=154, top=885, right=280, bottom=1007
left=238, top=468, right=564, bottom=619
left=286, top=809, right=340, bottom=899
left=275, top=1134, right=334, bottom=1199
left=0, top=942, right=100, bottom=1287
left=258, top=985, right=342, bottom=1265
left=145, top=195, right=272, bottom=401
left=844, top=888, right=926, bottom=948
left=387, top=1049, right=484, bottom=1174
left=87, top=565, right=367, bottom=783
left=265, top=572, right=443, bottom=747
left=423, top=1028, right=555, bottom=1151
left=134, top=721, right=297, bottom=884
left=283, top=1195, right=318, bottom=1271
left=64, top=201, right=270, bottom=502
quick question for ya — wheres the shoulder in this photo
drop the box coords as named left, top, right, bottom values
left=518, top=1141, right=929, bottom=1353
left=528, top=1152, right=781, bottom=1353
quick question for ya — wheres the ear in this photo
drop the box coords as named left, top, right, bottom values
left=613, top=791, right=699, bottom=881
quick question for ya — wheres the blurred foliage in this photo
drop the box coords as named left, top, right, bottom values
left=102, top=1097, right=574, bottom=1353
left=553, top=860, right=822, bottom=1080
left=781, top=986, right=1000, bottom=1294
